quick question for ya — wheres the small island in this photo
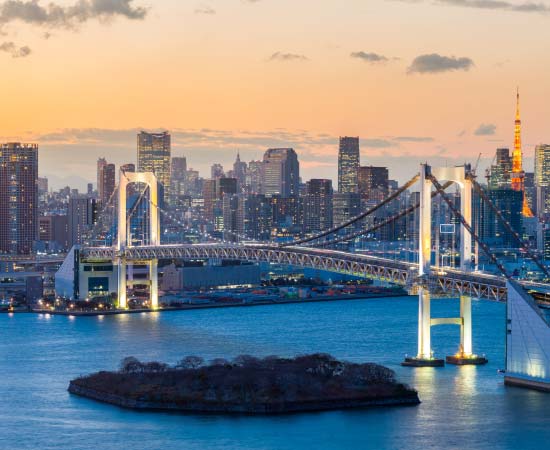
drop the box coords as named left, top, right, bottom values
left=68, top=354, right=419, bottom=414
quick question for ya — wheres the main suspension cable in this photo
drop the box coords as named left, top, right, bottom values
left=280, top=173, right=420, bottom=248
left=314, top=181, right=454, bottom=248
left=469, top=176, right=550, bottom=279
left=428, top=174, right=511, bottom=279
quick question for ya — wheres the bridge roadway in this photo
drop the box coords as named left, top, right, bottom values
left=77, top=243, right=550, bottom=302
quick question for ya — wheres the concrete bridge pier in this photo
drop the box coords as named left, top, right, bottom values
left=118, top=257, right=127, bottom=309
left=149, top=259, right=159, bottom=309
left=446, top=295, right=488, bottom=365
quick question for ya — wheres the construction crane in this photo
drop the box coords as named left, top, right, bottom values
left=472, top=152, right=482, bottom=176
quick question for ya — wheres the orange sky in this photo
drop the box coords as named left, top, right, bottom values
left=0, top=0, right=549, bottom=188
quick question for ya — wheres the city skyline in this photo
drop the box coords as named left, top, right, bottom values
left=0, top=1, right=549, bottom=189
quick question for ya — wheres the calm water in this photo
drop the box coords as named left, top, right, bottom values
left=1, top=296, right=549, bottom=450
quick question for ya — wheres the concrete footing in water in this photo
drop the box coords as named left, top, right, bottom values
left=446, top=355, right=488, bottom=365
left=401, top=357, right=445, bottom=367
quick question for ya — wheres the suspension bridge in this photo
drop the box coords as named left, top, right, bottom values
left=55, top=162, right=550, bottom=368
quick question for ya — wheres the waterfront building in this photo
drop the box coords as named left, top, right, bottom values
left=137, top=131, right=171, bottom=203
left=338, top=137, right=360, bottom=194
left=262, top=148, right=299, bottom=197
left=0, top=143, right=38, bottom=255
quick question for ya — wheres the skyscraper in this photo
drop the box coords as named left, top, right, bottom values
left=358, top=166, right=389, bottom=203
left=262, top=148, right=299, bottom=197
left=99, top=163, right=116, bottom=205
left=338, top=137, right=360, bottom=193
left=535, top=144, right=550, bottom=217
left=0, top=143, right=38, bottom=254
left=97, top=157, right=107, bottom=194
left=68, top=197, right=98, bottom=247
left=510, top=90, right=533, bottom=217
left=232, top=153, right=247, bottom=189
left=137, top=131, right=171, bottom=203
left=488, top=148, right=512, bottom=190
left=171, top=156, right=187, bottom=200
left=211, top=163, right=225, bottom=179
left=304, top=179, right=333, bottom=233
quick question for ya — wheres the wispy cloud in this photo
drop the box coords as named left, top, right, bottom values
left=194, top=5, right=215, bottom=14
left=407, top=53, right=474, bottom=74
left=350, top=51, right=390, bottom=63
left=474, top=123, right=497, bottom=135
left=392, top=0, right=550, bottom=13
left=393, top=136, right=434, bottom=142
left=268, top=52, right=309, bottom=62
left=0, top=40, right=30, bottom=57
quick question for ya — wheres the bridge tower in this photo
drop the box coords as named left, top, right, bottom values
left=403, top=164, right=487, bottom=366
left=117, top=170, right=160, bottom=309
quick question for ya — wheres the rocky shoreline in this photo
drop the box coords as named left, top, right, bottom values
left=68, top=382, right=420, bottom=413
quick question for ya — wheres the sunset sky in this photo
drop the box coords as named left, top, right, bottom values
left=1, top=0, right=549, bottom=189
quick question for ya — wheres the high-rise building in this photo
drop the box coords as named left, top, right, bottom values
left=358, top=166, right=389, bottom=203
left=333, top=192, right=361, bottom=228
left=338, top=137, right=360, bottom=193
left=262, top=148, right=299, bottom=197
left=38, top=215, right=69, bottom=251
left=171, top=157, right=187, bottom=200
left=232, top=153, right=247, bottom=190
left=97, top=157, right=107, bottom=194
left=0, top=143, right=38, bottom=254
left=137, top=131, right=171, bottom=203
left=510, top=90, right=533, bottom=217
left=99, top=163, right=116, bottom=205
left=535, top=144, right=550, bottom=217
left=488, top=148, right=512, bottom=190
left=480, top=189, right=523, bottom=248
left=246, top=160, right=263, bottom=194
left=68, top=197, right=98, bottom=247
left=222, top=194, right=245, bottom=238
left=211, top=163, right=225, bottom=180
left=303, top=179, right=333, bottom=233
left=244, top=194, right=272, bottom=240
left=38, top=177, right=48, bottom=194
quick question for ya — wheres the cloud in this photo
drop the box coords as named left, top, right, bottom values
left=350, top=51, right=390, bottom=63
left=474, top=123, right=497, bottom=135
left=0, top=0, right=148, bottom=30
left=362, top=139, right=395, bottom=148
left=0, top=40, right=30, bottom=57
left=393, top=136, right=434, bottom=142
left=407, top=53, right=474, bottom=74
left=439, top=0, right=550, bottom=13
left=392, top=0, right=550, bottom=13
left=268, top=52, right=308, bottom=62
left=195, top=5, right=215, bottom=14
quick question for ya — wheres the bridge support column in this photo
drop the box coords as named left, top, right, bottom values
left=402, top=287, right=444, bottom=367
left=149, top=259, right=158, bottom=310
left=118, top=258, right=127, bottom=309
left=446, top=295, right=488, bottom=365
